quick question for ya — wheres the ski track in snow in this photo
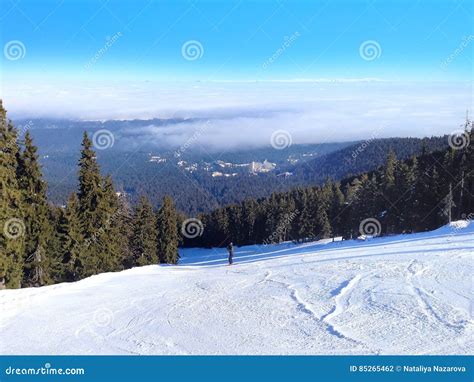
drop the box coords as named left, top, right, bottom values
left=407, top=260, right=469, bottom=332
left=0, top=222, right=473, bottom=355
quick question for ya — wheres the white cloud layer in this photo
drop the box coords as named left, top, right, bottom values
left=1, top=80, right=472, bottom=150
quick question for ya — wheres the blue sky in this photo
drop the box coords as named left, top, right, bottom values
left=1, top=0, right=472, bottom=82
left=0, top=0, right=472, bottom=144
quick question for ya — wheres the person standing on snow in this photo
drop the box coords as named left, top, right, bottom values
left=227, top=242, right=234, bottom=265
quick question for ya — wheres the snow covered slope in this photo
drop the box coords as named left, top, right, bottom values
left=0, top=222, right=473, bottom=355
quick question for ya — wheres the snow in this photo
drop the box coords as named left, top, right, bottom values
left=0, top=221, right=473, bottom=355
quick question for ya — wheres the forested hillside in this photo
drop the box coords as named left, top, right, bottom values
left=189, top=131, right=473, bottom=248
left=289, top=136, right=449, bottom=184
left=27, top=116, right=447, bottom=214
left=1, top=99, right=472, bottom=290
left=1, top=102, right=179, bottom=289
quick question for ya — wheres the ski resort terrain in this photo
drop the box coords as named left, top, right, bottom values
left=0, top=221, right=472, bottom=355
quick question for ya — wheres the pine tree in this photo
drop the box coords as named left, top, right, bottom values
left=130, top=196, right=158, bottom=266
left=241, top=199, right=258, bottom=245
left=383, top=150, right=398, bottom=234
left=427, top=166, right=443, bottom=229
left=156, top=196, right=179, bottom=264
left=264, top=193, right=286, bottom=243
left=329, top=182, right=345, bottom=239
left=59, top=193, right=84, bottom=281
left=0, top=100, right=25, bottom=288
left=314, top=190, right=332, bottom=239
left=45, top=205, right=66, bottom=283
left=441, top=183, right=454, bottom=224
left=175, top=210, right=187, bottom=247
left=462, top=122, right=474, bottom=216
left=298, top=188, right=315, bottom=241
left=397, top=157, right=418, bottom=232
left=17, top=131, right=53, bottom=286
left=203, top=207, right=229, bottom=247
left=81, top=176, right=126, bottom=276
left=289, top=188, right=305, bottom=242
left=342, top=178, right=359, bottom=238
left=384, top=150, right=397, bottom=189
left=115, top=191, right=133, bottom=268
left=76, top=134, right=124, bottom=277
left=227, top=205, right=243, bottom=244
left=77, top=132, right=103, bottom=239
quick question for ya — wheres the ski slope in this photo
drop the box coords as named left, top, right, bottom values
left=0, top=222, right=473, bottom=355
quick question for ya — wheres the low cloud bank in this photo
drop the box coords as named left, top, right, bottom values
left=3, top=80, right=472, bottom=150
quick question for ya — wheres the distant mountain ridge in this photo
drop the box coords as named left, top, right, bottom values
left=19, top=118, right=449, bottom=214
left=288, top=136, right=449, bottom=185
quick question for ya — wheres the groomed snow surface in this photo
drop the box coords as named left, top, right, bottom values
left=0, top=222, right=472, bottom=355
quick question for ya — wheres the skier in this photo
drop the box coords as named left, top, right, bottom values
left=227, top=242, right=234, bottom=265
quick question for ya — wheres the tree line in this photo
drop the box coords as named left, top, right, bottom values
left=188, top=121, right=473, bottom=248
left=0, top=101, right=179, bottom=289
left=1, top=97, right=472, bottom=289
left=42, top=136, right=447, bottom=216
